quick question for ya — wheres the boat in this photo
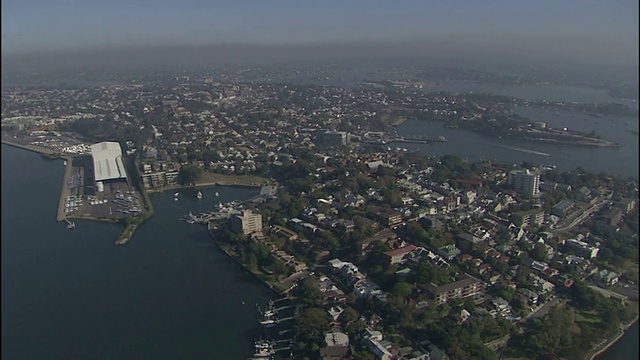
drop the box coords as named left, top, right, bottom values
left=197, top=191, right=203, bottom=199
left=174, top=197, right=178, bottom=201
left=215, top=192, right=220, bottom=197
left=174, top=192, right=180, bottom=197
left=251, top=340, right=275, bottom=358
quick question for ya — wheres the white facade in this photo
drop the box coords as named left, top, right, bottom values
left=508, top=169, right=540, bottom=196
left=230, top=210, right=263, bottom=235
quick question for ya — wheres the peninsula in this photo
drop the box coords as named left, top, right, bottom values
left=2, top=67, right=638, bottom=359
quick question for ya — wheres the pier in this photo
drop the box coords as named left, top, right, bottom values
left=64, top=219, right=76, bottom=229
left=56, top=155, right=75, bottom=222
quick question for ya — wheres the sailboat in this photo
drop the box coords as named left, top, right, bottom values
left=197, top=191, right=203, bottom=199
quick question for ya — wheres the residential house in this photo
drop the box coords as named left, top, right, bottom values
left=320, top=331, right=350, bottom=360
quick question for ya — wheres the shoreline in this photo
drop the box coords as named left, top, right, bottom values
left=588, top=316, right=639, bottom=360
left=207, top=227, right=283, bottom=297
left=1, top=138, right=68, bottom=157
left=146, top=181, right=268, bottom=194
left=2, top=140, right=152, bottom=245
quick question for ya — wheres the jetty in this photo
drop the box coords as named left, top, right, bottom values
left=56, top=155, right=75, bottom=222
left=64, top=219, right=76, bottom=229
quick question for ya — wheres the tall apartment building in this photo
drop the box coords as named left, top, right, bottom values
left=508, top=169, right=540, bottom=196
left=316, top=131, right=349, bottom=147
left=230, top=210, right=263, bottom=235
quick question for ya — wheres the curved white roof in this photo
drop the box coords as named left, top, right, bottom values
left=90, top=141, right=127, bottom=181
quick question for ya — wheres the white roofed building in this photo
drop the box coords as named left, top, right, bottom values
left=90, top=141, right=127, bottom=182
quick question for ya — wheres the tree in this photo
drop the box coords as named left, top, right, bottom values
left=391, top=282, right=412, bottom=299
left=530, top=243, right=548, bottom=262
left=178, top=165, right=202, bottom=185
left=295, top=307, right=331, bottom=348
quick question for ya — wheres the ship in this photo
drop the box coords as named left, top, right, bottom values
left=197, top=191, right=203, bottom=199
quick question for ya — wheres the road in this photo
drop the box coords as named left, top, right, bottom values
left=552, top=197, right=612, bottom=233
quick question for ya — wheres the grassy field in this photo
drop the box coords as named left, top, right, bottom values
left=575, top=310, right=602, bottom=324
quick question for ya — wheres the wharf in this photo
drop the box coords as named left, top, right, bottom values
left=56, top=154, right=75, bottom=221
left=1, top=138, right=62, bottom=157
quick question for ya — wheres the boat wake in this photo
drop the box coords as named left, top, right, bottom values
left=488, top=143, right=550, bottom=156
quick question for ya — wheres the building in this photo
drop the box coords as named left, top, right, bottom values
left=423, top=274, right=483, bottom=305
left=90, top=141, right=127, bottom=183
left=593, top=269, right=620, bottom=287
left=320, top=331, right=350, bottom=359
left=141, top=171, right=179, bottom=189
left=316, top=131, right=349, bottom=147
left=366, top=338, right=393, bottom=360
left=230, top=210, right=263, bottom=235
left=515, top=208, right=545, bottom=227
left=437, top=244, right=461, bottom=261
left=385, top=245, right=418, bottom=265
left=615, top=198, right=637, bottom=214
left=369, top=209, right=403, bottom=228
left=566, top=238, right=600, bottom=259
left=551, top=200, right=575, bottom=217
left=507, top=169, right=540, bottom=196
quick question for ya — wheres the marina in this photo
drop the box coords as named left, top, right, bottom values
left=180, top=200, right=243, bottom=224
left=253, top=297, right=296, bottom=359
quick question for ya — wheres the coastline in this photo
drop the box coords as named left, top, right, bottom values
left=588, top=316, right=639, bottom=360
left=146, top=181, right=268, bottom=194
left=2, top=139, right=153, bottom=245
left=1, top=138, right=66, bottom=157
left=207, top=226, right=284, bottom=297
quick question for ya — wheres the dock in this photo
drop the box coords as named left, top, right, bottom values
left=64, top=219, right=76, bottom=229
left=56, top=155, right=75, bottom=222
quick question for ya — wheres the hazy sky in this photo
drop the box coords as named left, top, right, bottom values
left=2, top=0, right=638, bottom=69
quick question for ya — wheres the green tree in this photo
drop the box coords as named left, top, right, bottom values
left=178, top=165, right=202, bottom=185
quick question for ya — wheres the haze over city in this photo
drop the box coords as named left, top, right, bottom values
left=2, top=0, right=638, bottom=73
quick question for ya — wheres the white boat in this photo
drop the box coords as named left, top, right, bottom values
left=174, top=192, right=180, bottom=197
left=215, top=192, right=220, bottom=197
left=174, top=197, right=179, bottom=201
left=251, top=340, right=275, bottom=358
left=197, top=191, right=203, bottom=199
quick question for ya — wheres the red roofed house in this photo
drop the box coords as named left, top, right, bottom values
left=385, top=245, right=418, bottom=265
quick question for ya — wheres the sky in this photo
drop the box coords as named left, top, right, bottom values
left=1, top=0, right=638, bottom=70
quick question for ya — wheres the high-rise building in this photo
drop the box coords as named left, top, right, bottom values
left=316, top=131, right=349, bottom=147
left=508, top=169, right=540, bottom=196
left=230, top=210, right=263, bottom=235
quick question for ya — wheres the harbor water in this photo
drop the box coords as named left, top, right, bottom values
left=1, top=144, right=274, bottom=359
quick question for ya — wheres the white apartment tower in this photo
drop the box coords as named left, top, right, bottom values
left=508, top=169, right=540, bottom=196
left=230, top=210, right=263, bottom=235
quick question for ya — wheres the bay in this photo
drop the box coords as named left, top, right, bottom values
left=393, top=114, right=639, bottom=178
left=596, top=320, right=639, bottom=360
left=1, top=144, right=274, bottom=359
